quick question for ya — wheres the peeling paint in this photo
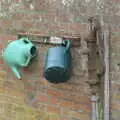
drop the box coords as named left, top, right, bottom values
left=85, top=0, right=91, bottom=3
left=30, top=3, right=34, bottom=10
left=62, top=0, right=74, bottom=6
left=0, top=0, right=22, bottom=18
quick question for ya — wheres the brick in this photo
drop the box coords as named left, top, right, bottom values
left=111, top=0, right=120, bottom=2
left=51, top=84, right=74, bottom=91
left=60, top=100, right=74, bottom=108
left=47, top=89, right=62, bottom=98
left=60, top=116, right=70, bottom=120
left=0, top=65, right=7, bottom=72
left=19, top=22, right=87, bottom=36
left=113, top=94, right=120, bottom=101
left=0, top=87, right=5, bottom=94
left=35, top=93, right=49, bottom=103
left=111, top=83, right=120, bottom=92
left=0, top=58, right=4, bottom=65
left=60, top=100, right=91, bottom=113
left=62, top=108, right=76, bottom=117
left=62, top=108, right=91, bottom=120
left=25, top=14, right=41, bottom=21
left=52, top=83, right=83, bottom=93
left=49, top=97, right=60, bottom=105
left=12, top=12, right=25, bottom=20
left=73, top=103, right=91, bottom=113
left=72, top=113, right=91, bottom=120
left=33, top=102, right=47, bottom=111
left=0, top=71, right=7, bottom=79
left=0, top=78, right=4, bottom=86
left=6, top=69, right=18, bottom=80
left=47, top=105, right=61, bottom=114
left=4, top=87, right=25, bottom=99
left=111, top=102, right=120, bottom=111
left=13, top=0, right=21, bottom=2
left=0, top=34, right=16, bottom=49
left=61, top=92, right=90, bottom=103
left=0, top=19, right=13, bottom=29
left=4, top=80, right=23, bottom=90
left=40, top=79, right=49, bottom=85
left=36, top=14, right=55, bottom=22
left=13, top=20, right=23, bottom=30
left=110, top=111, right=120, bottom=120
left=47, top=112, right=60, bottom=120
left=36, top=85, right=47, bottom=94
left=22, top=22, right=33, bottom=30
left=27, top=86, right=36, bottom=92
left=0, top=34, right=16, bottom=41
left=22, top=21, right=35, bottom=29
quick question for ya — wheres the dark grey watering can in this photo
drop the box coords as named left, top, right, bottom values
left=44, top=40, right=72, bottom=83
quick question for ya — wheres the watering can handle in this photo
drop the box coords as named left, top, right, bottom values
left=65, top=40, right=71, bottom=52
left=20, top=57, right=30, bottom=67
left=20, top=37, right=31, bottom=44
left=25, top=57, right=31, bottom=66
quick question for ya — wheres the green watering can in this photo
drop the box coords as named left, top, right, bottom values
left=2, top=38, right=37, bottom=79
left=44, top=40, right=72, bottom=83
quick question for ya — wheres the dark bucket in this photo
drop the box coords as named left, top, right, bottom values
left=44, top=40, right=72, bottom=83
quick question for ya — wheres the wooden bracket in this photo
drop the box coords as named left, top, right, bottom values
left=86, top=17, right=105, bottom=94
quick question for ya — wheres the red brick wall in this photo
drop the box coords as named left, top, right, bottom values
left=0, top=0, right=118, bottom=120
left=0, top=1, right=93, bottom=120
left=0, top=34, right=91, bottom=120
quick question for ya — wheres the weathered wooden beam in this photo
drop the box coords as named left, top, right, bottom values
left=104, top=28, right=110, bottom=120
left=86, top=17, right=100, bottom=91
left=17, top=32, right=81, bottom=47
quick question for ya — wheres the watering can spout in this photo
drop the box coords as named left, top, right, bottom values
left=11, top=67, right=21, bottom=79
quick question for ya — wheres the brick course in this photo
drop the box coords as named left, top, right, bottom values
left=0, top=1, right=94, bottom=119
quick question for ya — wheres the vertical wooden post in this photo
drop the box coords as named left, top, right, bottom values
left=104, top=29, right=110, bottom=120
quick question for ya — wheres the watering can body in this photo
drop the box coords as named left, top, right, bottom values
left=44, top=40, right=72, bottom=83
left=2, top=38, right=37, bottom=79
